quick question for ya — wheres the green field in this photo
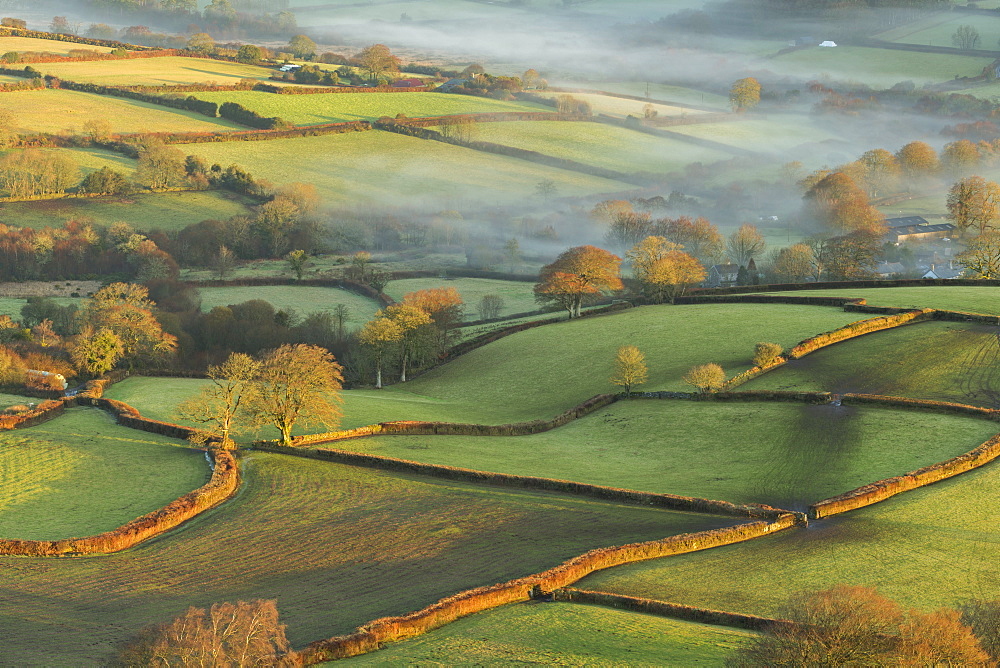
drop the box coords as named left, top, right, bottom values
left=33, top=56, right=281, bottom=86
left=198, top=285, right=382, bottom=327
left=108, top=303, right=863, bottom=429
left=758, top=286, right=1000, bottom=316
left=0, top=451, right=739, bottom=664
left=0, top=407, right=209, bottom=540
left=667, top=117, right=839, bottom=155
left=746, top=320, right=1000, bottom=408
left=532, top=91, right=711, bottom=118
left=386, top=277, right=540, bottom=319
left=192, top=90, right=552, bottom=125
left=179, top=130, right=633, bottom=206
left=340, top=601, right=757, bottom=666
left=876, top=12, right=1000, bottom=49
left=877, top=194, right=947, bottom=218
left=337, top=401, right=998, bottom=509
left=589, top=81, right=730, bottom=110
left=0, top=35, right=114, bottom=55
left=0, top=296, right=80, bottom=321
left=579, top=448, right=1000, bottom=617
left=4, top=146, right=138, bottom=180
left=0, top=391, right=34, bottom=409
left=459, top=121, right=732, bottom=174
left=768, top=46, right=992, bottom=87
left=3, top=89, right=242, bottom=135
left=0, top=190, right=253, bottom=232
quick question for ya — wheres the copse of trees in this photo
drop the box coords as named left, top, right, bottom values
left=534, top=245, right=622, bottom=318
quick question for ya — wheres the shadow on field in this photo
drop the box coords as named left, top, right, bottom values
left=742, top=403, right=861, bottom=512
left=954, top=327, right=1000, bottom=409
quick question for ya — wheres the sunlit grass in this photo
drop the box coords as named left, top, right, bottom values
left=198, top=285, right=382, bottom=327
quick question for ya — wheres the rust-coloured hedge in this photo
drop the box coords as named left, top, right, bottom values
left=810, top=430, right=1000, bottom=519
left=0, top=397, right=71, bottom=431
left=551, top=588, right=795, bottom=632
left=840, top=393, right=1000, bottom=419
left=295, top=513, right=800, bottom=663
left=787, top=309, right=933, bottom=359
left=0, top=447, right=240, bottom=556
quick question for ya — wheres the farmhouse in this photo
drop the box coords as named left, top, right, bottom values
left=888, top=222, right=956, bottom=244
left=875, top=261, right=906, bottom=278
left=706, top=263, right=740, bottom=287
left=923, top=262, right=964, bottom=279
left=392, top=78, right=425, bottom=88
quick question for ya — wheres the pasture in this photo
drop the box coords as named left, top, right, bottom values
left=3, top=89, right=242, bottom=135
left=578, top=448, right=1000, bottom=617
left=462, top=121, right=733, bottom=174
left=0, top=407, right=209, bottom=540
left=191, top=90, right=552, bottom=125
left=1, top=190, right=251, bottom=232
left=746, top=320, right=1000, bottom=408
left=198, top=285, right=382, bottom=327
left=667, top=117, right=841, bottom=157
left=531, top=91, right=711, bottom=118
left=0, top=391, right=33, bottom=408
left=0, top=35, right=114, bottom=55
left=0, top=451, right=738, bottom=664
left=107, top=303, right=863, bottom=428
left=0, top=296, right=80, bottom=321
left=592, top=81, right=730, bottom=110
left=386, top=277, right=540, bottom=319
left=32, top=56, right=280, bottom=86
left=875, top=12, right=1000, bottom=49
left=179, top=130, right=634, bottom=206
left=339, top=601, right=757, bottom=666
left=767, top=46, right=992, bottom=87
left=339, top=400, right=997, bottom=509
left=757, top=286, right=1000, bottom=316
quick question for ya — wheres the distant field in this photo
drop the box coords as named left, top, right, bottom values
left=338, top=400, right=997, bottom=509
left=667, top=117, right=840, bottom=155
left=746, top=320, right=1000, bottom=408
left=0, top=296, right=80, bottom=321
left=877, top=194, right=947, bottom=218
left=339, top=601, right=757, bottom=666
left=590, top=81, right=730, bottom=110
left=198, top=285, right=381, bottom=327
left=531, top=91, right=710, bottom=118
left=5, top=146, right=137, bottom=178
left=0, top=190, right=252, bottom=232
left=579, top=448, right=1000, bottom=617
left=33, top=56, right=280, bottom=86
left=179, top=130, right=634, bottom=206
left=876, top=12, right=1000, bottom=49
left=3, top=89, right=242, bottom=135
left=0, top=391, right=33, bottom=409
left=0, top=407, right=208, bottom=540
left=386, top=277, right=539, bottom=319
left=110, top=303, right=862, bottom=428
left=0, top=35, right=114, bottom=55
left=757, top=286, right=1000, bottom=316
left=192, top=90, right=552, bottom=125
left=768, top=46, right=992, bottom=87
left=459, top=121, right=732, bottom=174
left=0, top=452, right=738, bottom=664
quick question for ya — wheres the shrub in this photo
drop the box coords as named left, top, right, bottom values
left=683, top=363, right=725, bottom=393
left=752, top=341, right=784, bottom=367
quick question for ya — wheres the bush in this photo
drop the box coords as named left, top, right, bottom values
left=752, top=342, right=783, bottom=367
left=683, top=363, right=725, bottom=393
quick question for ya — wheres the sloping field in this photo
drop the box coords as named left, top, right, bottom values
left=338, top=401, right=998, bottom=509
left=0, top=407, right=209, bottom=540
left=589, top=81, right=730, bottom=110
left=385, top=277, right=539, bottom=319
left=0, top=452, right=739, bottom=664
left=4, top=89, right=242, bottom=135
left=1, top=190, right=252, bottom=232
left=0, top=391, right=35, bottom=408
left=179, top=130, right=633, bottom=206
left=338, top=601, right=757, bottom=666
left=531, top=92, right=711, bottom=118
left=747, top=319, right=1000, bottom=407
left=192, top=90, right=552, bottom=125
left=108, top=303, right=863, bottom=428
left=1, top=146, right=138, bottom=179
left=0, top=296, right=79, bottom=321
left=0, top=35, right=114, bottom=55
left=668, top=117, right=839, bottom=155
left=199, top=285, right=382, bottom=327
left=768, top=46, right=992, bottom=87
left=461, top=121, right=732, bottom=174
left=34, top=56, right=279, bottom=86
left=758, top=286, right=1000, bottom=316
left=876, top=12, right=1000, bottom=48
left=578, top=447, right=1000, bottom=617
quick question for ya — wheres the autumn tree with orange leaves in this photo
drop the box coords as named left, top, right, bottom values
left=802, top=171, right=886, bottom=234
left=534, top=245, right=622, bottom=318
left=76, top=282, right=176, bottom=370
left=403, top=287, right=464, bottom=353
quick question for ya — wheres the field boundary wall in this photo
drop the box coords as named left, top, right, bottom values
left=551, top=588, right=795, bottom=632
left=295, top=513, right=800, bottom=663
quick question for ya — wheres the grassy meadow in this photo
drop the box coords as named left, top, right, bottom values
left=667, top=117, right=840, bottom=155
left=179, top=130, right=633, bottom=206
left=0, top=451, right=739, bottom=664
left=758, top=286, right=1000, bottom=316
left=590, top=81, right=731, bottom=110
left=3, top=89, right=242, bottom=135
left=198, top=285, right=382, bottom=327
left=32, top=56, right=280, bottom=86
left=461, top=121, right=732, bottom=174
left=0, top=391, right=34, bottom=408
left=531, top=91, right=711, bottom=118
left=876, top=12, right=1000, bottom=49
left=0, top=296, right=80, bottom=321
left=337, top=400, right=997, bottom=509
left=108, top=303, right=863, bottom=429
left=746, top=320, right=1000, bottom=408
left=578, top=449, right=1000, bottom=618
left=1, top=190, right=253, bottom=232
left=0, top=36, right=114, bottom=55
left=339, top=601, right=758, bottom=666
left=192, top=90, right=552, bottom=125
left=0, top=408, right=209, bottom=540
left=385, top=277, right=539, bottom=318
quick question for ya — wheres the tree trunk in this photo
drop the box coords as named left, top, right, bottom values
left=400, top=351, right=408, bottom=383
left=375, top=363, right=382, bottom=389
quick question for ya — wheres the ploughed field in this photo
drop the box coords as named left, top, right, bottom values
left=336, top=601, right=758, bottom=666
left=0, top=407, right=209, bottom=540
left=0, top=451, right=739, bottom=664
left=336, top=401, right=999, bottom=509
